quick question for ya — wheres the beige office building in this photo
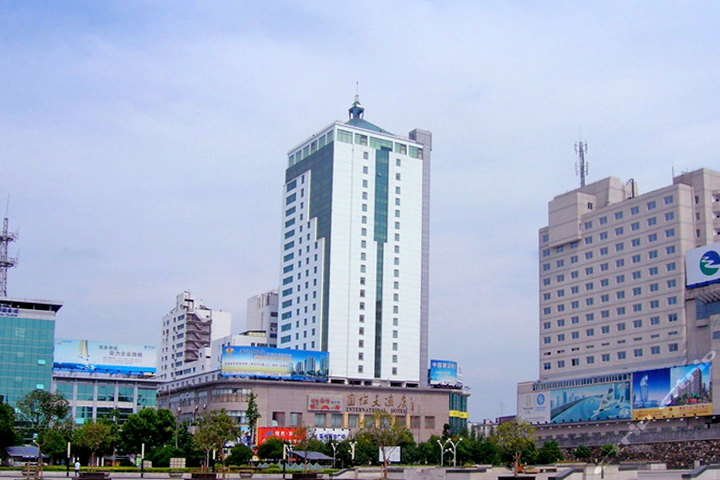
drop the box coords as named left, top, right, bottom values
left=518, top=168, right=720, bottom=427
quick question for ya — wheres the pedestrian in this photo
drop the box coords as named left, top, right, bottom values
left=74, top=460, right=80, bottom=477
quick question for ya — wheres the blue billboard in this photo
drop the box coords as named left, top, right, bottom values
left=54, top=339, right=156, bottom=375
left=632, top=363, right=712, bottom=419
left=549, top=381, right=631, bottom=423
left=429, top=359, right=461, bottom=387
left=221, top=346, right=328, bottom=382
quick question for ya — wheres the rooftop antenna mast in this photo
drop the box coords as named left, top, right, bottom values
left=575, top=140, right=589, bottom=187
left=0, top=197, right=18, bottom=297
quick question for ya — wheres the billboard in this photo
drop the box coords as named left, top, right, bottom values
left=310, top=428, right=350, bottom=442
left=429, top=359, right=461, bottom=387
left=517, top=391, right=551, bottom=424
left=686, top=242, right=720, bottom=288
left=257, top=427, right=302, bottom=445
left=308, top=394, right=343, bottom=412
left=221, top=346, right=328, bottom=382
left=549, top=381, right=631, bottom=423
left=632, top=363, right=712, bottom=419
left=53, top=339, right=156, bottom=375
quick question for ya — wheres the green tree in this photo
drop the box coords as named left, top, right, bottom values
left=574, top=445, right=592, bottom=461
left=490, top=420, right=535, bottom=476
left=0, top=402, right=19, bottom=453
left=74, top=421, right=113, bottom=469
left=43, top=424, right=73, bottom=464
left=256, top=437, right=284, bottom=461
left=599, top=443, right=619, bottom=461
left=16, top=390, right=71, bottom=476
left=358, top=411, right=413, bottom=478
left=245, top=393, right=260, bottom=446
left=117, top=408, right=175, bottom=457
left=536, top=440, right=563, bottom=465
left=193, top=410, right=238, bottom=472
left=227, top=443, right=253, bottom=466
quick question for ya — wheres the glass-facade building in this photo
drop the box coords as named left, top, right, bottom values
left=0, top=298, right=61, bottom=406
left=53, top=374, right=159, bottom=424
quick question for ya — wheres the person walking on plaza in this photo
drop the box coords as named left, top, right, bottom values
left=74, top=461, right=80, bottom=477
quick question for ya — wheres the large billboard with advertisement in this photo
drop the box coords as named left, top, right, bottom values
left=256, top=427, right=302, bottom=445
left=429, top=359, right=461, bottom=387
left=632, top=363, right=712, bottom=419
left=310, top=428, right=350, bottom=442
left=686, top=242, right=720, bottom=288
left=53, top=339, right=156, bottom=375
left=549, top=381, right=631, bottom=423
left=221, top=346, right=328, bottom=382
left=518, top=391, right=551, bottom=424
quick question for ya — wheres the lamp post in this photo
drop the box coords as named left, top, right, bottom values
left=330, top=442, right=338, bottom=469
left=349, top=441, right=357, bottom=466
left=437, top=438, right=463, bottom=467
left=282, top=441, right=290, bottom=480
left=66, top=441, right=71, bottom=477
left=140, top=443, right=145, bottom=478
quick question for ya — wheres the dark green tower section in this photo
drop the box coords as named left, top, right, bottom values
left=373, top=147, right=390, bottom=377
left=285, top=142, right=334, bottom=351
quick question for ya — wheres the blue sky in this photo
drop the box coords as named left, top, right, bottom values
left=2, top=1, right=720, bottom=421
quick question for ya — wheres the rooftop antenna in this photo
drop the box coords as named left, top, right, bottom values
left=574, top=139, right=589, bottom=187
left=0, top=197, right=18, bottom=297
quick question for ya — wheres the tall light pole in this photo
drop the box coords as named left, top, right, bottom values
left=330, top=442, right=338, bottom=469
left=438, top=438, right=463, bottom=467
left=349, top=441, right=357, bottom=466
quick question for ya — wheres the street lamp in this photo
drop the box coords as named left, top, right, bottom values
left=349, top=441, right=357, bottom=466
left=330, top=442, right=338, bottom=469
left=437, top=438, right=463, bottom=467
left=282, top=441, right=290, bottom=480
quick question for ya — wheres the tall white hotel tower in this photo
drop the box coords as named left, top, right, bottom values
left=278, top=98, right=431, bottom=384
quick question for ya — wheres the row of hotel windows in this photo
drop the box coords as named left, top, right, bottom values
left=543, top=343, right=679, bottom=370
left=544, top=279, right=678, bottom=300
left=287, top=128, right=424, bottom=168
left=543, top=323, right=678, bottom=343
left=543, top=295, right=679, bottom=316
left=543, top=259, right=677, bottom=289
left=540, top=194, right=676, bottom=245
left=544, top=312, right=678, bottom=330
left=542, top=235, right=676, bottom=273
left=272, top=410, right=435, bottom=430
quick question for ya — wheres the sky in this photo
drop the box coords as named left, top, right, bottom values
left=2, top=1, right=719, bottom=421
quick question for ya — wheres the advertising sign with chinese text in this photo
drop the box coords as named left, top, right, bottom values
left=53, top=339, right=156, bottom=375
left=429, top=359, right=461, bottom=387
left=221, top=346, right=328, bottom=381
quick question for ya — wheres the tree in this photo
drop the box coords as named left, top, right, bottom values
left=227, top=443, right=253, bottom=466
left=536, top=440, right=563, bottom=465
left=574, top=445, right=592, bottom=461
left=490, top=420, right=535, bottom=476
left=245, top=393, right=260, bottom=447
left=256, top=437, right=284, bottom=462
left=599, top=443, right=619, bottom=461
left=16, top=390, right=71, bottom=477
left=74, top=421, right=113, bottom=469
left=0, top=401, right=19, bottom=453
left=117, top=408, right=175, bottom=457
left=358, top=411, right=413, bottom=479
left=193, top=410, right=238, bottom=472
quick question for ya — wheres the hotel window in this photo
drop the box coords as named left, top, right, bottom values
left=634, top=348, right=643, bottom=357
left=631, top=222, right=640, bottom=231
left=615, top=227, right=624, bottom=235
left=651, top=346, right=660, bottom=355
left=669, top=343, right=678, bottom=352
left=600, top=231, right=608, bottom=240
left=633, top=319, right=643, bottom=328
left=631, top=206, right=639, bottom=215
left=664, top=195, right=674, bottom=205
left=617, top=351, right=626, bottom=360
left=602, top=354, right=610, bottom=362
left=650, top=316, right=660, bottom=325
left=558, top=360, right=565, bottom=368
left=599, top=216, right=607, bottom=225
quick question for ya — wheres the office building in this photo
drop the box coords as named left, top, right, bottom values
left=278, top=97, right=432, bottom=383
left=0, top=297, right=61, bottom=406
left=518, top=168, right=720, bottom=431
left=246, top=290, right=278, bottom=346
left=159, top=291, right=231, bottom=382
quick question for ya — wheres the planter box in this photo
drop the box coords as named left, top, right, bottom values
left=190, top=474, right=217, bottom=480
left=78, top=473, right=110, bottom=480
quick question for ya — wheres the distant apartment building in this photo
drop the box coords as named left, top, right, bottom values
left=278, top=98, right=432, bottom=383
left=0, top=297, right=61, bottom=406
left=159, top=291, right=231, bottom=382
left=246, top=290, right=278, bottom=346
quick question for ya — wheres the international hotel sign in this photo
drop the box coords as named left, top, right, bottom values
left=308, top=393, right=415, bottom=415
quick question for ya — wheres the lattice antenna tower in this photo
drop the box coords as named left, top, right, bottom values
left=575, top=140, right=589, bottom=187
left=0, top=200, right=18, bottom=297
